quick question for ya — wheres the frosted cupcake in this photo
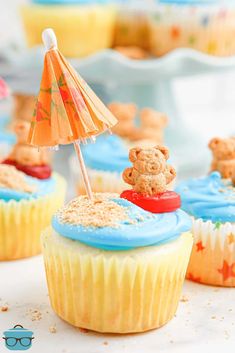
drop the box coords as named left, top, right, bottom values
left=176, top=137, right=235, bottom=286
left=0, top=120, right=66, bottom=260
left=21, top=0, right=117, bottom=58
left=148, top=0, right=235, bottom=57
left=42, top=145, right=192, bottom=333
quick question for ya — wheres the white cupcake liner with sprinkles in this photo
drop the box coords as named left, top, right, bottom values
left=187, top=217, right=235, bottom=286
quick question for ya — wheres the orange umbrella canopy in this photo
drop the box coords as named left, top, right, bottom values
left=28, top=30, right=117, bottom=147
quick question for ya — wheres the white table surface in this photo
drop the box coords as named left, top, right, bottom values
left=1, top=254, right=235, bottom=353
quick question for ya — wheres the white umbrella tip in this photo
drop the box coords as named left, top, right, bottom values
left=42, top=28, right=57, bottom=51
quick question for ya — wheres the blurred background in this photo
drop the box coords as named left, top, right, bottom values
left=0, top=0, right=234, bottom=196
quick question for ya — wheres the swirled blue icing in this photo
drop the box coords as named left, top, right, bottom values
left=176, top=172, right=235, bottom=223
left=32, top=0, right=109, bottom=4
left=0, top=175, right=56, bottom=202
left=159, top=0, right=224, bottom=5
left=82, top=134, right=130, bottom=173
left=0, top=130, right=16, bottom=145
left=52, top=197, right=191, bottom=251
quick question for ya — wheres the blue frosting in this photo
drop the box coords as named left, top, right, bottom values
left=0, top=175, right=56, bottom=202
left=32, top=0, right=109, bottom=4
left=82, top=134, right=130, bottom=173
left=52, top=197, right=191, bottom=251
left=0, top=130, right=16, bottom=145
left=176, top=172, right=235, bottom=223
left=0, top=115, right=10, bottom=130
left=159, top=0, right=221, bottom=5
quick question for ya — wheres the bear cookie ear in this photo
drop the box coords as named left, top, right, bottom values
left=129, top=147, right=142, bottom=162
left=154, top=145, right=169, bottom=160
left=208, top=137, right=221, bottom=150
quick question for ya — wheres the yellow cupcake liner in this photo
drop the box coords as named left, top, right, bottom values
left=0, top=174, right=66, bottom=261
left=42, top=230, right=193, bottom=333
left=21, top=5, right=117, bottom=58
left=187, top=218, right=235, bottom=287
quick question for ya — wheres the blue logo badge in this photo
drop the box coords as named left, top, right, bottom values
left=3, top=325, right=34, bottom=351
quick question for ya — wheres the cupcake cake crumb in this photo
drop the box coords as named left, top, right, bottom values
left=49, top=325, right=57, bottom=333
left=180, top=295, right=189, bottom=303
left=0, top=305, right=9, bottom=312
left=28, top=309, right=42, bottom=321
left=57, top=193, right=130, bottom=228
left=0, top=165, right=36, bottom=193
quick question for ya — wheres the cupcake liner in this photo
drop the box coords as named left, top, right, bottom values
left=0, top=174, right=66, bottom=261
left=148, top=5, right=235, bottom=57
left=21, top=5, right=117, bottom=58
left=187, top=218, right=235, bottom=287
left=42, top=230, right=193, bottom=333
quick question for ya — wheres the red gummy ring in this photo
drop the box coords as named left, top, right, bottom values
left=120, top=189, right=181, bottom=213
left=2, top=159, right=52, bottom=180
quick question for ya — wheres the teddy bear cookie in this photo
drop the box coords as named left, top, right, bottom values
left=108, top=102, right=138, bottom=139
left=138, top=108, right=168, bottom=144
left=121, top=145, right=180, bottom=213
left=108, top=102, right=168, bottom=144
left=2, top=119, right=52, bottom=179
left=209, top=137, right=235, bottom=179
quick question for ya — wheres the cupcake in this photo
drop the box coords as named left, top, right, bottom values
left=148, top=0, right=235, bottom=57
left=113, top=2, right=150, bottom=50
left=42, top=145, right=192, bottom=333
left=21, top=0, right=117, bottom=58
left=70, top=105, right=169, bottom=194
left=176, top=137, right=235, bottom=286
left=0, top=120, right=66, bottom=260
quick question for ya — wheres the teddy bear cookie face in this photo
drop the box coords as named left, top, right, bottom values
left=209, top=137, right=235, bottom=161
left=140, top=109, right=168, bottom=129
left=129, top=146, right=168, bottom=175
left=108, top=102, right=137, bottom=123
left=123, top=145, right=175, bottom=196
left=209, top=137, right=235, bottom=179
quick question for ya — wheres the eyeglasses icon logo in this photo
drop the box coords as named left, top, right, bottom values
left=3, top=325, right=34, bottom=351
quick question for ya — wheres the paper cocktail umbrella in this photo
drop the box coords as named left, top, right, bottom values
left=0, top=78, right=9, bottom=100
left=28, top=28, right=117, bottom=199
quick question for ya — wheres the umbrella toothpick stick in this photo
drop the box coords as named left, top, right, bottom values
left=74, top=142, right=93, bottom=200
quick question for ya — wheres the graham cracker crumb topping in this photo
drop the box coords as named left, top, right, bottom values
left=0, top=165, right=36, bottom=193
left=57, top=193, right=129, bottom=228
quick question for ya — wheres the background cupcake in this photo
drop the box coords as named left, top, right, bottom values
left=21, top=0, right=117, bottom=58
left=70, top=134, right=130, bottom=194
left=176, top=136, right=235, bottom=286
left=0, top=120, right=66, bottom=260
left=42, top=145, right=192, bottom=333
